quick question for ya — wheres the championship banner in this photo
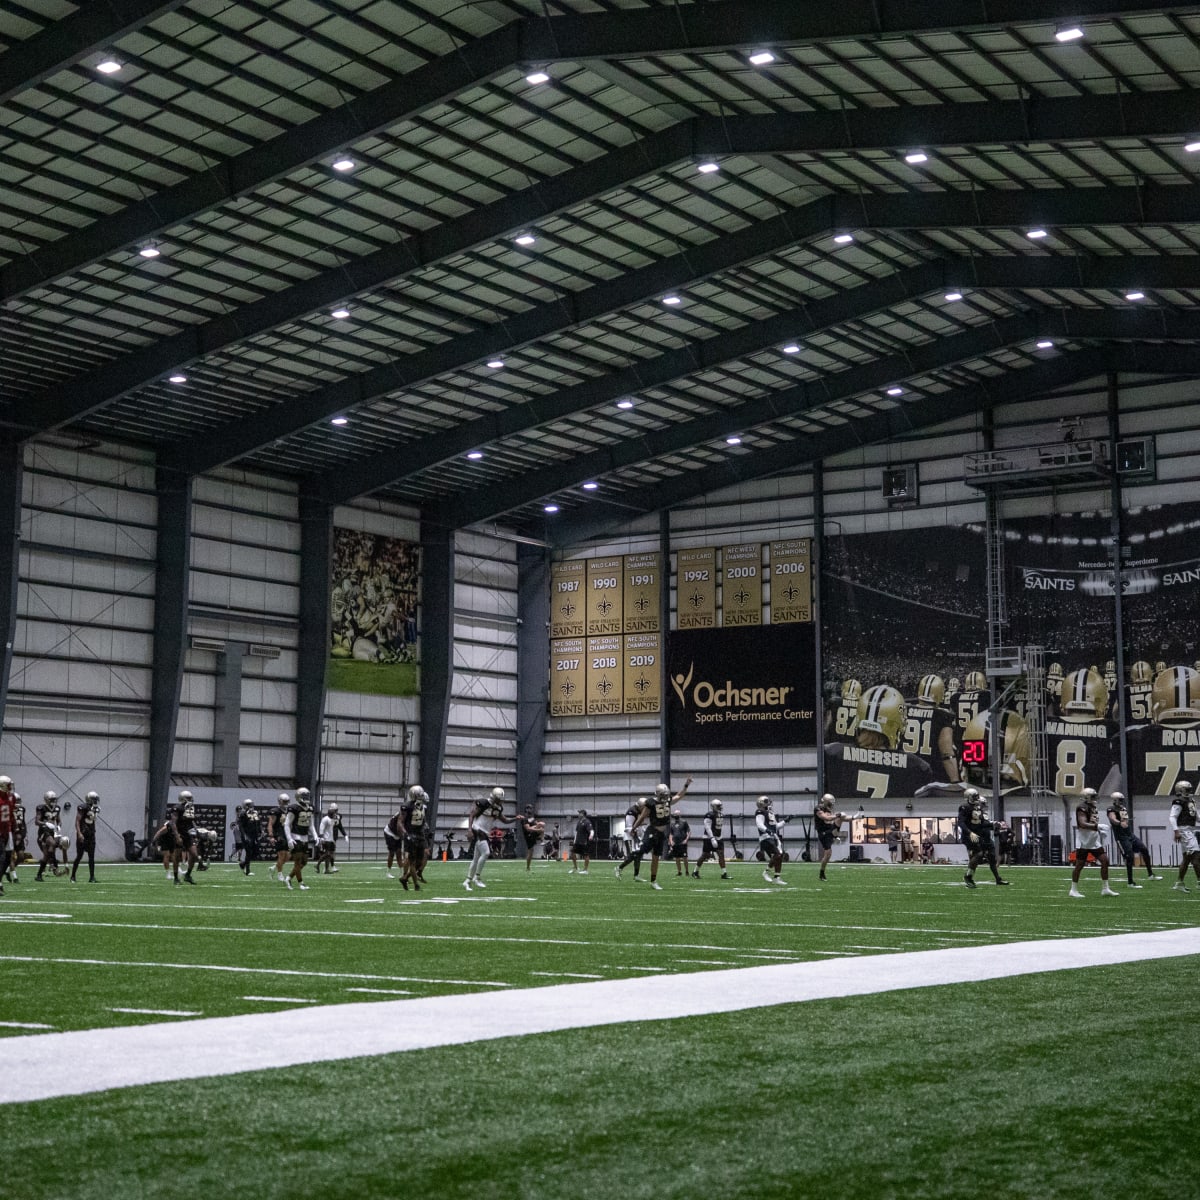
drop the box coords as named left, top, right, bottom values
left=623, top=632, right=661, bottom=715
left=769, top=539, right=812, bottom=624
left=622, top=552, right=661, bottom=633
left=676, top=547, right=716, bottom=628
left=549, top=560, right=585, bottom=639
left=586, top=557, right=623, bottom=636
left=549, top=637, right=585, bottom=716
left=586, top=635, right=623, bottom=715
left=721, top=543, right=762, bottom=626
left=667, top=625, right=816, bottom=750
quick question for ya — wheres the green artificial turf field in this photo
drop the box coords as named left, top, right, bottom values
left=1, top=859, right=1196, bottom=1199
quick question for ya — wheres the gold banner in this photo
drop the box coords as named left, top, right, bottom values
left=722, top=542, right=763, bottom=627
left=676, top=547, right=716, bottom=628
left=550, top=637, right=585, bottom=716
left=586, top=557, right=623, bottom=635
left=622, top=552, right=661, bottom=633
left=549, top=560, right=585, bottom=639
left=623, top=632, right=661, bottom=714
left=769, top=539, right=813, bottom=624
left=586, top=635, right=623, bottom=715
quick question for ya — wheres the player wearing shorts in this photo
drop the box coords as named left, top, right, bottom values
left=1169, top=779, right=1199, bottom=892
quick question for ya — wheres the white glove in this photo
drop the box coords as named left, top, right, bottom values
left=287, top=839, right=295, bottom=850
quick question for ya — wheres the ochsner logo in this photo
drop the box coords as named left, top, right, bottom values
left=671, top=663, right=695, bottom=708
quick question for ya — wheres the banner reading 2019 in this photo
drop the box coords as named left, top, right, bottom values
left=667, top=626, right=817, bottom=749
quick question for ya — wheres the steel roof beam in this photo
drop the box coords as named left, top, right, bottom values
left=0, top=1, right=188, bottom=105
left=431, top=313, right=1197, bottom=530
left=315, top=252, right=1200, bottom=505
left=129, top=184, right=1198, bottom=476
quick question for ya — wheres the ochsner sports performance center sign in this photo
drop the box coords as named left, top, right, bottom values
left=667, top=626, right=817, bottom=749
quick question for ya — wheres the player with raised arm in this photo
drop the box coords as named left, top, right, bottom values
left=1168, top=779, right=1199, bottom=893
left=616, top=777, right=691, bottom=891
left=1068, top=788, right=1118, bottom=899
left=464, top=787, right=515, bottom=891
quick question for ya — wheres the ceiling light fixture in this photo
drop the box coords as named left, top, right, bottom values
left=514, top=233, right=536, bottom=246
left=662, top=295, right=682, bottom=305
left=748, top=50, right=776, bottom=66
left=96, top=60, right=122, bottom=74
left=782, top=344, right=800, bottom=354
left=467, top=450, right=484, bottom=460
left=886, top=386, right=904, bottom=397
left=1026, top=228, right=1049, bottom=239
left=582, top=481, right=599, bottom=490
left=138, top=243, right=160, bottom=258
left=616, top=398, right=635, bottom=409
left=1185, top=141, right=1200, bottom=153
left=1125, top=291, right=1145, bottom=301
left=330, top=308, right=350, bottom=319
left=525, top=71, right=550, bottom=85
left=332, top=158, right=355, bottom=172
left=833, top=233, right=854, bottom=245
left=905, top=151, right=928, bottom=164
left=487, top=359, right=505, bottom=369
left=726, top=435, right=742, bottom=445
left=168, top=374, right=187, bottom=384
left=330, top=417, right=349, bottom=426
left=1055, top=26, right=1085, bottom=42
left=544, top=503, right=559, bottom=514
left=697, top=161, right=720, bottom=174
left=944, top=291, right=964, bottom=302
left=1036, top=340, right=1055, bottom=349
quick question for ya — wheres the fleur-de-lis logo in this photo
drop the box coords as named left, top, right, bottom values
left=634, top=595, right=651, bottom=613
left=688, top=590, right=705, bottom=609
left=597, top=597, right=613, bottom=616
left=559, top=679, right=576, bottom=697
left=597, top=677, right=612, bottom=695
left=733, top=587, right=751, bottom=606
left=634, top=674, right=651, bottom=693
left=559, top=600, right=576, bottom=618
left=783, top=584, right=800, bottom=603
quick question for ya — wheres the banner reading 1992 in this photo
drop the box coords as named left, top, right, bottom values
left=676, top=547, right=716, bottom=628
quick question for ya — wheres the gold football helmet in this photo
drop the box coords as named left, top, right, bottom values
left=947, top=676, right=961, bottom=694
left=964, top=670, right=987, bottom=691
left=962, top=708, right=1031, bottom=788
left=1061, top=668, right=1109, bottom=720
left=1046, top=662, right=1064, bottom=698
left=1151, top=666, right=1200, bottom=726
left=857, top=685, right=906, bottom=750
left=841, top=678, right=862, bottom=703
left=1130, top=660, right=1153, bottom=685
left=916, top=674, right=946, bottom=705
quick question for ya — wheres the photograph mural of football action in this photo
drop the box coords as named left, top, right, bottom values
left=328, top=529, right=420, bottom=696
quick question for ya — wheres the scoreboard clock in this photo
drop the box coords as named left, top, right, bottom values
left=962, top=739, right=987, bottom=767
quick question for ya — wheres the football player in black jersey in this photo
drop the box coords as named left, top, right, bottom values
left=8, top=792, right=26, bottom=883
left=171, top=790, right=200, bottom=885
left=1068, top=788, right=1118, bottom=898
left=1046, top=668, right=1120, bottom=798
left=755, top=795, right=786, bottom=885
left=269, top=793, right=291, bottom=882
left=34, top=791, right=66, bottom=881
left=616, top=777, right=691, bottom=890
left=283, top=787, right=316, bottom=890
left=957, top=788, right=1009, bottom=889
left=1168, top=779, right=1199, bottom=892
left=813, top=794, right=855, bottom=882
left=615, top=798, right=649, bottom=881
left=70, top=791, right=100, bottom=883
left=383, top=804, right=405, bottom=879
left=568, top=809, right=595, bottom=874
left=691, top=798, right=729, bottom=880
left=1127, top=665, right=1200, bottom=796
left=824, top=686, right=934, bottom=799
left=398, top=785, right=430, bottom=890
left=903, top=675, right=960, bottom=783
left=236, top=799, right=260, bottom=876
left=1105, top=792, right=1161, bottom=888
left=668, top=808, right=690, bottom=877
left=519, top=804, right=544, bottom=871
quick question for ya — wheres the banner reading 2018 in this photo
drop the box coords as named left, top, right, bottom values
left=667, top=626, right=817, bottom=750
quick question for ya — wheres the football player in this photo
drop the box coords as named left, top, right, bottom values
left=269, top=792, right=292, bottom=882
left=691, top=797, right=729, bottom=880
left=1103, top=659, right=1118, bottom=701
left=1045, top=662, right=1064, bottom=709
left=1127, top=666, right=1200, bottom=796
left=34, top=791, right=66, bottom=881
left=398, top=785, right=429, bottom=890
left=236, top=799, right=260, bottom=876
left=903, top=674, right=960, bottom=783
left=150, top=803, right=178, bottom=878
left=464, top=787, right=515, bottom=891
left=615, top=798, right=650, bottom=881
left=314, top=801, right=347, bottom=875
left=171, top=790, right=199, bottom=885
left=755, top=795, right=787, bottom=886
left=1168, top=779, right=1199, bottom=892
left=949, top=670, right=991, bottom=738
left=668, top=807, right=690, bottom=877
left=1044, top=668, right=1119, bottom=797
left=1125, top=660, right=1154, bottom=723
left=0, top=776, right=14, bottom=894
left=827, top=678, right=862, bottom=744
left=813, top=793, right=855, bottom=883
left=1068, top=788, right=1118, bottom=898
left=616, top=777, right=691, bottom=890
left=70, top=791, right=100, bottom=883
left=8, top=790, right=26, bottom=883
left=519, top=804, right=544, bottom=871
left=957, top=788, right=1009, bottom=888
left=1105, top=792, right=1161, bottom=888
left=382, top=803, right=405, bottom=879
left=823, top=685, right=934, bottom=799
left=282, top=788, right=316, bottom=890
left=567, top=808, right=595, bottom=875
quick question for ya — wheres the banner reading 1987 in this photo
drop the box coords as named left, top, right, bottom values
left=549, top=561, right=584, bottom=639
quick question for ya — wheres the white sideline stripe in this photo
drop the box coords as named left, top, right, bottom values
left=3, top=929, right=1198, bottom=1105
left=0, top=1022, right=54, bottom=1030
left=111, top=1008, right=200, bottom=1018
left=0, top=954, right=507, bottom=989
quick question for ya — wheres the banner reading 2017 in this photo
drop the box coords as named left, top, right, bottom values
left=667, top=626, right=817, bottom=749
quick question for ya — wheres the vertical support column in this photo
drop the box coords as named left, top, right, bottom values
left=0, top=443, right=23, bottom=731
left=295, top=494, right=332, bottom=790
left=1107, top=372, right=1130, bottom=793
left=419, top=516, right=454, bottom=826
left=213, top=643, right=245, bottom=787
left=658, top=509, right=671, bottom=786
left=812, top=461, right=825, bottom=795
left=516, top=544, right=549, bottom=810
left=147, top=466, right=192, bottom=829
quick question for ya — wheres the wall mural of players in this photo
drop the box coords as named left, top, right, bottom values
left=821, top=527, right=988, bottom=799
left=328, top=529, right=420, bottom=696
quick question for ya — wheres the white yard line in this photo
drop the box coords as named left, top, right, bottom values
left=3, top=928, right=1198, bottom=1105
left=0, top=1021, right=54, bottom=1030
left=110, top=1008, right=200, bottom=1017
left=242, top=996, right=316, bottom=1004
